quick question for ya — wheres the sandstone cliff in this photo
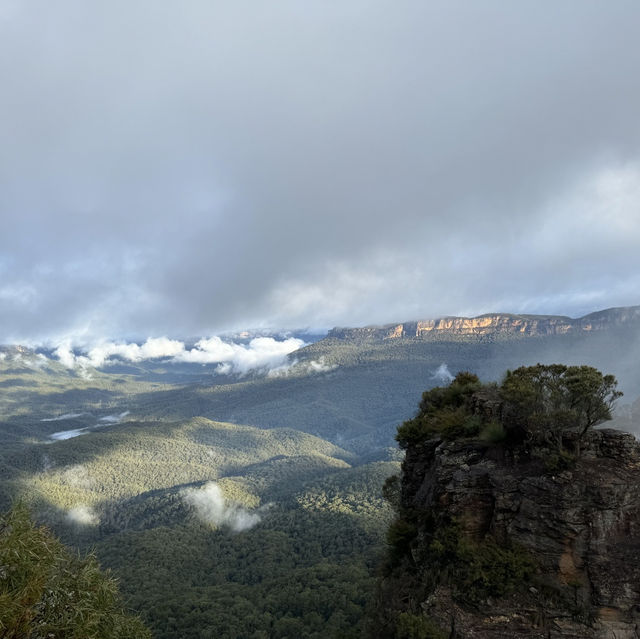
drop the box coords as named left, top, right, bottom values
left=329, top=305, right=640, bottom=341
left=381, top=428, right=640, bottom=638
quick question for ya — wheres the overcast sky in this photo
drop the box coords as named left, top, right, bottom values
left=2, top=1, right=640, bottom=346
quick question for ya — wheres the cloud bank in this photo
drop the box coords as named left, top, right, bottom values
left=54, top=335, right=305, bottom=375
left=182, top=482, right=261, bottom=532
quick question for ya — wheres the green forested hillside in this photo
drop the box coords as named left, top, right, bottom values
left=0, top=351, right=399, bottom=637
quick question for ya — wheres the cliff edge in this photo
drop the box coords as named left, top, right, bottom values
left=375, top=368, right=640, bottom=638
left=329, top=305, right=640, bottom=341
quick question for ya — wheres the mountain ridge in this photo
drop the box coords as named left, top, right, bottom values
left=328, top=305, right=640, bottom=341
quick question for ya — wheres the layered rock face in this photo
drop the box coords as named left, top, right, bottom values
left=401, top=429, right=640, bottom=638
left=329, top=306, right=640, bottom=340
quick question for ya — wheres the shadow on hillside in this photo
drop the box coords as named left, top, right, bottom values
left=0, top=378, right=40, bottom=388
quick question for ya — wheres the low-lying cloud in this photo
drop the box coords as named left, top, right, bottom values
left=177, top=336, right=304, bottom=375
left=41, top=412, right=86, bottom=422
left=182, top=482, right=261, bottom=532
left=98, top=411, right=130, bottom=424
left=268, top=356, right=338, bottom=378
left=48, top=410, right=131, bottom=440
left=66, top=504, right=98, bottom=526
left=54, top=335, right=305, bottom=376
left=432, top=363, right=454, bottom=384
left=61, top=465, right=94, bottom=490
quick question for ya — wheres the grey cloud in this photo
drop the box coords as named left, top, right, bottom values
left=1, top=2, right=640, bottom=343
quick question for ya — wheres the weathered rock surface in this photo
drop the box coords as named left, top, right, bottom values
left=401, top=428, right=640, bottom=638
left=329, top=305, right=640, bottom=341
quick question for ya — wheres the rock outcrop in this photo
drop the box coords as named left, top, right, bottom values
left=393, top=428, right=640, bottom=638
left=329, top=305, right=640, bottom=341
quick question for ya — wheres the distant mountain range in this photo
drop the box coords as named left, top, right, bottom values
left=328, top=305, right=640, bottom=340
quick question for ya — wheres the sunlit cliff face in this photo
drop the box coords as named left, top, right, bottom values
left=328, top=306, right=640, bottom=340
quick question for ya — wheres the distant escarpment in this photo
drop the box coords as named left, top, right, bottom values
left=374, top=367, right=640, bottom=638
left=329, top=305, right=640, bottom=341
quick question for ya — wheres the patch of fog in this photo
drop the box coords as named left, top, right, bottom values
left=0, top=350, right=50, bottom=369
left=268, top=356, right=338, bottom=378
left=182, top=481, right=261, bottom=532
left=98, top=410, right=130, bottom=424
left=50, top=427, right=90, bottom=441
left=66, top=505, right=98, bottom=526
left=432, top=362, right=455, bottom=384
left=61, top=465, right=94, bottom=490
left=41, top=412, right=87, bottom=422
left=48, top=410, right=130, bottom=440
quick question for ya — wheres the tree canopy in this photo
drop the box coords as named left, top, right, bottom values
left=396, top=364, right=622, bottom=451
left=501, top=364, right=622, bottom=445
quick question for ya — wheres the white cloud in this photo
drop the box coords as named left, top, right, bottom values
left=54, top=335, right=304, bottom=376
left=50, top=427, right=90, bottom=441
left=432, top=363, right=454, bottom=384
left=54, top=342, right=81, bottom=369
left=66, top=505, right=98, bottom=526
left=307, top=357, right=337, bottom=374
left=97, top=410, right=130, bottom=424
left=178, top=336, right=304, bottom=375
left=182, top=482, right=260, bottom=532
left=41, top=412, right=86, bottom=422
left=268, top=356, right=338, bottom=378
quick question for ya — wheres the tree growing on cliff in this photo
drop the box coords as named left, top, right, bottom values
left=500, top=364, right=622, bottom=448
left=395, top=364, right=621, bottom=452
left=395, top=371, right=483, bottom=448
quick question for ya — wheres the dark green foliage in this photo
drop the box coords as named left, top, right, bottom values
left=0, top=503, right=150, bottom=639
left=385, top=516, right=535, bottom=608
left=501, top=364, right=622, bottom=446
left=396, top=364, right=621, bottom=452
left=543, top=449, right=576, bottom=473
left=479, top=420, right=506, bottom=443
left=386, top=519, right=418, bottom=562
left=438, top=527, right=534, bottom=602
left=395, top=612, right=447, bottom=639
left=396, top=372, right=483, bottom=448
left=98, top=508, right=385, bottom=639
left=382, top=474, right=401, bottom=512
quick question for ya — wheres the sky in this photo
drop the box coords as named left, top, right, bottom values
left=2, top=1, right=640, bottom=349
